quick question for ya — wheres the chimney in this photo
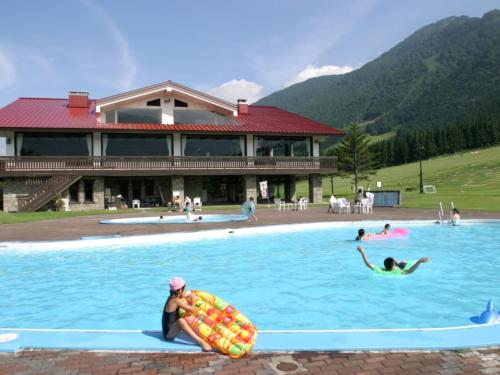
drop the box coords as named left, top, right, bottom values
left=68, top=91, right=89, bottom=108
left=237, top=98, right=249, bottom=115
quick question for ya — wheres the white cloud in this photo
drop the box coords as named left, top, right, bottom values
left=80, top=0, right=137, bottom=90
left=0, top=47, right=16, bottom=89
left=208, top=79, right=264, bottom=104
left=285, top=64, right=354, bottom=87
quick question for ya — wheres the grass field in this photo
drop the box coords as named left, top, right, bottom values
left=298, top=145, right=500, bottom=212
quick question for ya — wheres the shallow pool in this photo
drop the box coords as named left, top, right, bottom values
left=1, top=220, right=499, bottom=331
left=100, top=214, right=249, bottom=224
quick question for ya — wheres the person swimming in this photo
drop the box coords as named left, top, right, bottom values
left=378, top=223, right=391, bottom=235
left=356, top=246, right=429, bottom=275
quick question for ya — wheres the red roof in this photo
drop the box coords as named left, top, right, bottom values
left=0, top=98, right=342, bottom=136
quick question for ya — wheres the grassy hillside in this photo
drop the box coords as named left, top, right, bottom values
left=298, top=145, right=500, bottom=212
left=257, top=10, right=500, bottom=142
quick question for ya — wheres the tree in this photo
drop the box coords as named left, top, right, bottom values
left=335, top=123, right=377, bottom=192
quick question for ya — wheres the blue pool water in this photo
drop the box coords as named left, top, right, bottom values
left=100, top=214, right=249, bottom=224
left=1, top=220, right=499, bottom=331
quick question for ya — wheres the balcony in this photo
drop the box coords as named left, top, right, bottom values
left=0, top=156, right=337, bottom=176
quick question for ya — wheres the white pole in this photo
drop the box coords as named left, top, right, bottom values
left=439, top=202, right=444, bottom=224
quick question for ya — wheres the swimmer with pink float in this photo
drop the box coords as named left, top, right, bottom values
left=355, top=224, right=409, bottom=241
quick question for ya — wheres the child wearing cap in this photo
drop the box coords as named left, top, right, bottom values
left=161, top=277, right=212, bottom=351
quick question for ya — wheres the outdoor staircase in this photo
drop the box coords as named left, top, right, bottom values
left=17, top=175, right=82, bottom=212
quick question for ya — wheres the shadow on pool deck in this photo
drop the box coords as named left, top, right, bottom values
left=1, top=206, right=498, bottom=241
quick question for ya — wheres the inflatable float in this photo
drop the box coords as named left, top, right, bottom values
left=180, top=290, right=257, bottom=358
left=470, top=300, right=500, bottom=324
left=366, top=227, right=409, bottom=240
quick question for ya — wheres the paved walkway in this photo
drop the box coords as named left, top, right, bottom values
left=1, top=348, right=500, bottom=374
left=0, top=206, right=498, bottom=241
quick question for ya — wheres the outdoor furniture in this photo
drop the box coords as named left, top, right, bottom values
left=328, top=195, right=338, bottom=212
left=193, top=197, right=202, bottom=211
left=274, top=198, right=284, bottom=211
left=337, top=198, right=351, bottom=214
left=132, top=199, right=141, bottom=209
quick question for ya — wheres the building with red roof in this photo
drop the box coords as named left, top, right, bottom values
left=0, top=81, right=341, bottom=212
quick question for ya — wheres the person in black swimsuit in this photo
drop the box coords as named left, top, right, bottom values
left=161, top=277, right=212, bottom=351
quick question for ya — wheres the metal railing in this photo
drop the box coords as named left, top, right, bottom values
left=0, top=156, right=337, bottom=175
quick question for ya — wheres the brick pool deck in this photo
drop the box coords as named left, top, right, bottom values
left=1, top=207, right=499, bottom=374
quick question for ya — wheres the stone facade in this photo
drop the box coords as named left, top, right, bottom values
left=66, top=177, right=105, bottom=211
left=171, top=175, right=184, bottom=202
left=2, top=177, right=49, bottom=212
left=308, top=174, right=323, bottom=203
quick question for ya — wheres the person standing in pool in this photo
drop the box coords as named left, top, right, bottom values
left=355, top=228, right=375, bottom=241
left=162, top=277, right=212, bottom=351
left=355, top=246, right=429, bottom=275
left=183, top=202, right=202, bottom=222
left=451, top=208, right=460, bottom=225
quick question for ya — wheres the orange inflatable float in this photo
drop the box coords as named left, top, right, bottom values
left=180, top=290, right=257, bottom=358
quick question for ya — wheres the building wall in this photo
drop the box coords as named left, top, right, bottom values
left=0, top=131, right=15, bottom=156
left=66, top=177, right=105, bottom=211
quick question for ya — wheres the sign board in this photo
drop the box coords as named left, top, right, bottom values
left=376, top=181, right=382, bottom=188
left=259, top=181, right=268, bottom=199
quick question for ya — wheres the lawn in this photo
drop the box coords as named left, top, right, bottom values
left=297, top=145, right=500, bottom=212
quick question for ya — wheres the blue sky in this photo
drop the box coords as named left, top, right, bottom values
left=0, top=0, right=498, bottom=108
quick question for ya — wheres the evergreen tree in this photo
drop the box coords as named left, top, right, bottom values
left=335, top=123, right=377, bottom=191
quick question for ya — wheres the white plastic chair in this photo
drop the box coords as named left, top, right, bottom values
left=274, top=198, right=283, bottom=211
left=365, top=192, right=374, bottom=214
left=337, top=198, right=351, bottom=214
left=193, top=197, right=202, bottom=211
left=132, top=199, right=140, bottom=209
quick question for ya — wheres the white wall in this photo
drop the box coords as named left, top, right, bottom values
left=0, top=131, right=15, bottom=156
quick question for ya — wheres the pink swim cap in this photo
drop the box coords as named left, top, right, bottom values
left=169, top=277, right=186, bottom=291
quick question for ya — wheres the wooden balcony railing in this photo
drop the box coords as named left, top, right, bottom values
left=0, top=156, right=337, bottom=176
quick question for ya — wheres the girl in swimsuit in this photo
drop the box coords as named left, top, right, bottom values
left=161, top=277, right=212, bottom=351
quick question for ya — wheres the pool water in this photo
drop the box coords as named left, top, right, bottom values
left=100, top=214, right=249, bottom=224
left=1, top=221, right=499, bottom=331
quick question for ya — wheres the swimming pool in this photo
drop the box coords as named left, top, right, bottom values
left=100, top=214, right=249, bottom=224
left=0, top=220, right=500, bottom=350
left=1, top=220, right=499, bottom=334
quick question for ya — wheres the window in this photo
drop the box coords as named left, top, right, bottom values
left=174, top=109, right=231, bottom=125
left=254, top=137, right=311, bottom=157
left=84, top=180, right=94, bottom=202
left=147, top=98, right=161, bottom=107
left=181, top=135, right=245, bottom=156
left=17, top=133, right=92, bottom=156
left=69, top=183, right=79, bottom=202
left=102, top=134, right=172, bottom=156
left=174, top=99, right=188, bottom=108
left=117, top=108, right=162, bottom=124
left=104, top=110, right=116, bottom=123
left=145, top=180, right=155, bottom=196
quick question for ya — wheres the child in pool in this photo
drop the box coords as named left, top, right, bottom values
left=161, top=277, right=212, bottom=351
left=451, top=208, right=460, bottom=225
left=183, top=202, right=202, bottom=222
left=356, top=246, right=429, bottom=275
left=378, top=223, right=391, bottom=235
left=355, top=228, right=374, bottom=241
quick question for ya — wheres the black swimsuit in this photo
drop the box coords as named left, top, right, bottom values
left=161, top=296, right=179, bottom=340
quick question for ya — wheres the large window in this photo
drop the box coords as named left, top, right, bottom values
left=254, top=136, right=311, bottom=157
left=181, top=135, right=245, bottom=156
left=16, top=133, right=92, bottom=156
left=102, top=134, right=172, bottom=156
left=117, top=108, right=162, bottom=124
left=174, top=109, right=231, bottom=125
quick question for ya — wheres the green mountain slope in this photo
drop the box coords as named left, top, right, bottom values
left=256, top=10, right=500, bottom=138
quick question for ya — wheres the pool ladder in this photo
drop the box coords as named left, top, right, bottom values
left=437, top=201, right=455, bottom=224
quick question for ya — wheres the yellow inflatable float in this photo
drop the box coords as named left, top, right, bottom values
left=180, top=290, right=257, bottom=358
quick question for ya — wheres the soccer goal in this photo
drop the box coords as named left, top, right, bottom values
left=423, top=185, right=437, bottom=193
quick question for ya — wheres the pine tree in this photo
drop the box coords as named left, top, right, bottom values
left=335, top=123, right=377, bottom=191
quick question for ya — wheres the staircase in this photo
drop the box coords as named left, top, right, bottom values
left=17, top=175, right=82, bottom=212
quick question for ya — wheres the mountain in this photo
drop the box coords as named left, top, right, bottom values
left=256, top=10, right=500, bottom=139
